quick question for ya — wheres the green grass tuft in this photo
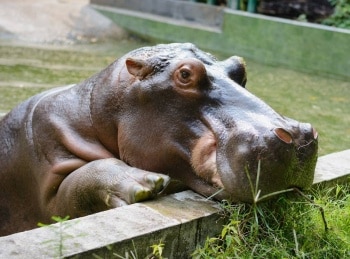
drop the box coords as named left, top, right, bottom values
left=193, top=182, right=350, bottom=258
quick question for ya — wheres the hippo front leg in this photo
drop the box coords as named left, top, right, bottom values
left=50, top=158, right=170, bottom=218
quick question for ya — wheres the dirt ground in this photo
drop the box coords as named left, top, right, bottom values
left=0, top=0, right=125, bottom=44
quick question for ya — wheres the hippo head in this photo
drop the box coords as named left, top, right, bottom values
left=109, top=43, right=318, bottom=203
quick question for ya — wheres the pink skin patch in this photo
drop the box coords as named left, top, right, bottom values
left=191, top=131, right=224, bottom=188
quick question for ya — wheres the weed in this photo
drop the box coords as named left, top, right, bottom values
left=92, top=239, right=167, bottom=259
left=93, top=240, right=139, bottom=259
left=193, top=183, right=350, bottom=258
left=38, top=215, right=72, bottom=258
left=193, top=161, right=349, bottom=258
left=148, top=240, right=166, bottom=259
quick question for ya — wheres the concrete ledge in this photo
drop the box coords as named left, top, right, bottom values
left=91, top=0, right=350, bottom=79
left=313, top=149, right=350, bottom=185
left=0, top=191, right=222, bottom=258
left=0, top=150, right=349, bottom=258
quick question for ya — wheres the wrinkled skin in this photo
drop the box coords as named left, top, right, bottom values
left=0, top=43, right=318, bottom=236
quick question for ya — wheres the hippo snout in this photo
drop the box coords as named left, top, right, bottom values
left=274, top=123, right=318, bottom=147
left=213, top=121, right=318, bottom=203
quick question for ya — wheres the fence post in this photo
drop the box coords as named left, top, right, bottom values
left=247, top=0, right=257, bottom=13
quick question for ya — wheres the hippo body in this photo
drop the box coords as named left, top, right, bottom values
left=0, top=43, right=318, bottom=236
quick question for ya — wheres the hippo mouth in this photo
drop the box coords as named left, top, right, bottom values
left=190, top=125, right=318, bottom=203
left=191, top=130, right=234, bottom=201
left=191, top=131, right=224, bottom=189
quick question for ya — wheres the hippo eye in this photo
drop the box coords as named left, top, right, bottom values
left=181, top=70, right=190, bottom=79
left=179, top=68, right=192, bottom=83
left=173, top=59, right=206, bottom=95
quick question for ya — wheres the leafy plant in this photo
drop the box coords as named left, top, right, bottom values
left=322, top=0, right=350, bottom=29
left=95, top=240, right=166, bottom=259
left=148, top=240, right=166, bottom=259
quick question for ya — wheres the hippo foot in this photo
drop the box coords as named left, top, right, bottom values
left=127, top=171, right=170, bottom=203
left=52, top=158, right=170, bottom=218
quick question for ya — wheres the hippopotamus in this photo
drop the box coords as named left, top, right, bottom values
left=0, top=43, right=318, bottom=236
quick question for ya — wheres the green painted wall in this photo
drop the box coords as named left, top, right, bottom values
left=97, top=7, right=219, bottom=47
left=221, top=11, right=350, bottom=79
left=93, top=5, right=350, bottom=79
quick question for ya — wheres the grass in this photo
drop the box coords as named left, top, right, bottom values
left=193, top=183, right=350, bottom=258
left=195, top=159, right=349, bottom=258
left=0, top=40, right=349, bottom=257
left=246, top=62, right=350, bottom=156
left=37, top=215, right=72, bottom=258
left=0, top=40, right=143, bottom=112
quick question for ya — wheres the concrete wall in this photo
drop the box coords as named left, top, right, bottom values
left=96, top=0, right=224, bottom=28
left=1, top=147, right=349, bottom=258
left=0, top=191, right=223, bottom=258
left=91, top=0, right=350, bottom=79
left=222, top=10, right=350, bottom=79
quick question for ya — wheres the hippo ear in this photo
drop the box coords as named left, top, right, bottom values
left=125, top=58, right=153, bottom=80
left=221, top=56, right=247, bottom=88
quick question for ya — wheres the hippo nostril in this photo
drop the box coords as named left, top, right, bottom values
left=273, top=128, right=293, bottom=144
left=312, top=127, right=318, bottom=140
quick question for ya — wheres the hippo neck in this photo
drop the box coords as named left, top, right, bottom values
left=88, top=61, right=124, bottom=158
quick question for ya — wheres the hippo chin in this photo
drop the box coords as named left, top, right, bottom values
left=0, top=43, right=317, bottom=236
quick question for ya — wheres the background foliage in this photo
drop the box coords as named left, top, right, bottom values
left=322, top=0, right=350, bottom=28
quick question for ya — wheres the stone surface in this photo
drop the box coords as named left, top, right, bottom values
left=0, top=0, right=125, bottom=44
left=0, top=190, right=222, bottom=258
left=313, top=149, right=350, bottom=184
